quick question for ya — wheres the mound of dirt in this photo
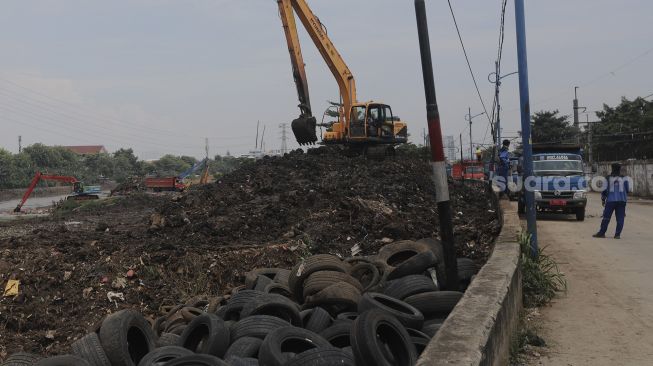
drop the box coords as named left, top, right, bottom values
left=153, top=148, right=499, bottom=258
left=0, top=147, right=500, bottom=357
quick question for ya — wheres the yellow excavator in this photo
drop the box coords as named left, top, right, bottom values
left=277, top=0, right=408, bottom=149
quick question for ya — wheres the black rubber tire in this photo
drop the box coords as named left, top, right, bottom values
left=358, top=293, right=424, bottom=330
left=377, top=240, right=430, bottom=268
left=421, top=323, right=442, bottom=338
left=263, top=282, right=293, bottom=299
left=273, top=269, right=291, bottom=286
left=288, top=255, right=349, bottom=300
left=225, top=337, right=263, bottom=359
left=180, top=307, right=205, bottom=322
left=404, top=291, right=463, bottom=318
left=217, top=290, right=265, bottom=321
left=258, top=327, right=331, bottom=366
left=136, top=347, right=193, bottom=366
left=230, top=315, right=290, bottom=341
left=350, top=309, right=417, bottom=366
left=405, top=328, right=431, bottom=340
left=156, top=332, right=180, bottom=347
left=348, top=263, right=380, bottom=291
left=302, top=271, right=363, bottom=300
left=383, top=275, right=438, bottom=300
left=160, top=355, right=228, bottom=366
left=285, top=348, right=356, bottom=366
left=412, top=336, right=430, bottom=356
left=301, top=307, right=333, bottom=333
left=98, top=310, right=157, bottom=366
left=34, top=356, right=90, bottom=366
left=303, top=283, right=361, bottom=314
left=226, top=357, right=259, bottom=366
left=71, top=333, right=112, bottom=366
left=576, top=208, right=585, bottom=221
left=245, top=268, right=281, bottom=289
left=387, top=251, right=439, bottom=281
left=253, top=275, right=274, bottom=292
left=335, top=312, right=358, bottom=322
left=319, top=322, right=352, bottom=348
left=456, top=258, right=479, bottom=282
left=178, top=313, right=230, bottom=357
left=240, top=294, right=301, bottom=326
left=2, top=353, right=41, bottom=366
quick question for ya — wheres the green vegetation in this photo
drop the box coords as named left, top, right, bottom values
left=520, top=231, right=566, bottom=308
left=592, top=97, right=653, bottom=161
left=0, top=144, right=254, bottom=189
left=510, top=232, right=567, bottom=364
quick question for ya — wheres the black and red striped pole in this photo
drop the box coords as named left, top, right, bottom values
left=415, top=0, right=458, bottom=290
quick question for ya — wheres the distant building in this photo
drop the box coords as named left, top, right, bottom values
left=443, top=136, right=456, bottom=162
left=62, top=145, right=108, bottom=155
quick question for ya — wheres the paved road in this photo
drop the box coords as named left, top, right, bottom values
left=528, top=193, right=653, bottom=365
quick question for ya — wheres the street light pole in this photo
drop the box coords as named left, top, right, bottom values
left=515, top=0, right=538, bottom=257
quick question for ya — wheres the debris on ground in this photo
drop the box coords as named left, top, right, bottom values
left=0, top=147, right=500, bottom=356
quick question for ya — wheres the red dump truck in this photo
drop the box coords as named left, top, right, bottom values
left=452, top=161, right=485, bottom=180
left=144, top=177, right=186, bottom=192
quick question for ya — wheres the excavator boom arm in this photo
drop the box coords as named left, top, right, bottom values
left=277, top=0, right=358, bottom=144
left=290, top=0, right=357, bottom=115
left=278, top=0, right=312, bottom=116
left=14, top=172, right=79, bottom=212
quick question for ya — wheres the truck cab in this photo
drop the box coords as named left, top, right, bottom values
left=518, top=145, right=588, bottom=221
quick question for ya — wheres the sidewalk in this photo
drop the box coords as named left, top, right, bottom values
left=527, top=193, right=653, bottom=365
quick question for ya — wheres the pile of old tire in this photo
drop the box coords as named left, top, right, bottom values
left=2, top=239, right=478, bottom=366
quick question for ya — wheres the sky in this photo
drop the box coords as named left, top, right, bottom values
left=0, top=0, right=651, bottom=160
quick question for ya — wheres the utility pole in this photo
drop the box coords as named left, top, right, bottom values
left=515, top=0, right=538, bottom=257
left=415, top=0, right=458, bottom=291
left=260, top=125, right=266, bottom=152
left=465, top=109, right=485, bottom=160
left=279, top=123, right=289, bottom=155
left=573, top=87, right=580, bottom=129
left=468, top=107, right=473, bottom=160
left=205, top=138, right=209, bottom=160
left=255, top=121, right=260, bottom=150
left=18, top=136, right=22, bottom=154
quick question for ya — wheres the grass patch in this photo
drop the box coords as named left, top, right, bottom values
left=519, top=231, right=566, bottom=308
left=510, top=232, right=567, bottom=364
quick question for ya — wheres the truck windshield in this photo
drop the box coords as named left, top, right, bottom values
left=466, top=167, right=483, bottom=174
left=533, top=160, right=583, bottom=176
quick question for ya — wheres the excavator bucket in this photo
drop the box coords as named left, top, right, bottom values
left=291, top=115, right=318, bottom=145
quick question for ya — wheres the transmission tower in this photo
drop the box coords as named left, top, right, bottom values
left=279, top=123, right=289, bottom=155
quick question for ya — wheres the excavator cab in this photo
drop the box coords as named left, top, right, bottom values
left=291, top=114, right=318, bottom=145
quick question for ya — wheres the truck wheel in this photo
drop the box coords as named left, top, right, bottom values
left=576, top=209, right=585, bottom=221
left=518, top=200, right=525, bottom=214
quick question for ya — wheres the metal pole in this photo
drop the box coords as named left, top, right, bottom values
left=495, top=63, right=502, bottom=151
left=415, top=0, right=458, bottom=290
left=460, top=134, right=464, bottom=163
left=515, top=0, right=538, bottom=257
left=573, top=87, right=579, bottom=129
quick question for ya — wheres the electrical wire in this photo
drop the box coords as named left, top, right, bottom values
left=446, top=0, right=492, bottom=126
left=482, top=0, right=508, bottom=147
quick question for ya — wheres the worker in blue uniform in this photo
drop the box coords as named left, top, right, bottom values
left=593, top=163, right=630, bottom=239
left=497, top=139, right=511, bottom=195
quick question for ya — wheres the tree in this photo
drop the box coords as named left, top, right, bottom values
left=592, top=97, right=653, bottom=160
left=531, top=110, right=579, bottom=144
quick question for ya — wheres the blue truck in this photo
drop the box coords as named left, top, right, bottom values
left=518, top=144, right=588, bottom=221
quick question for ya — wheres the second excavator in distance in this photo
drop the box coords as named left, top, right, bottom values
left=277, top=0, right=408, bottom=149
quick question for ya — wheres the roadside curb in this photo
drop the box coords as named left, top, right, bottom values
left=417, top=198, right=522, bottom=366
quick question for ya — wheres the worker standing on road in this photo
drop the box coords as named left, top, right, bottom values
left=497, top=140, right=511, bottom=195
left=475, top=146, right=483, bottom=162
left=593, top=163, right=630, bottom=239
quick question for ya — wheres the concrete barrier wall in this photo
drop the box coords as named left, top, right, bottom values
left=594, top=160, right=653, bottom=197
left=417, top=199, right=522, bottom=366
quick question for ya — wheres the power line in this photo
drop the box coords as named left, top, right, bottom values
left=446, top=0, right=491, bottom=126
left=483, top=0, right=508, bottom=147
